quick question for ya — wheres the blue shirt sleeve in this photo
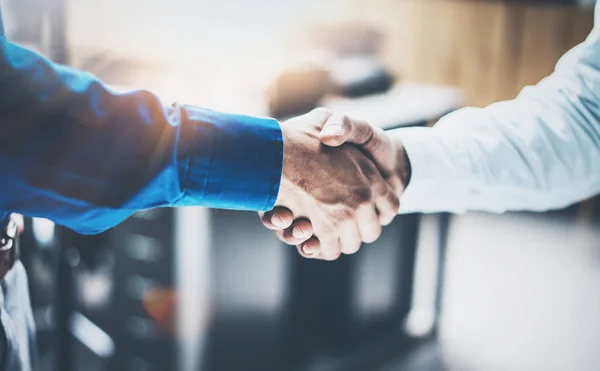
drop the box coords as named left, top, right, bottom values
left=0, top=38, right=283, bottom=234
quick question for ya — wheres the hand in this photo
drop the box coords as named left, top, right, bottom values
left=260, top=109, right=400, bottom=260
left=261, top=109, right=411, bottom=258
left=320, top=113, right=410, bottom=197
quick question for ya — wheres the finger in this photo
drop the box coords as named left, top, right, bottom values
left=297, top=237, right=321, bottom=259
left=356, top=204, right=382, bottom=244
left=275, top=219, right=314, bottom=246
left=292, top=219, right=314, bottom=240
left=338, top=221, right=361, bottom=255
left=321, top=116, right=397, bottom=182
left=319, top=114, right=374, bottom=147
left=311, top=227, right=341, bottom=261
left=259, top=207, right=294, bottom=230
left=374, top=182, right=400, bottom=226
left=275, top=228, right=300, bottom=246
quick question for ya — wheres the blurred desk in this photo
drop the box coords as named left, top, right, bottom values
left=322, top=83, right=464, bottom=129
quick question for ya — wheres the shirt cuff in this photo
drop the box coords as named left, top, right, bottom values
left=176, top=106, right=283, bottom=211
left=0, top=213, right=9, bottom=227
left=393, top=126, right=471, bottom=214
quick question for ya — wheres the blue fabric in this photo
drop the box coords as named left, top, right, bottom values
left=0, top=10, right=283, bottom=234
left=397, top=1, right=600, bottom=214
left=0, top=5, right=4, bottom=37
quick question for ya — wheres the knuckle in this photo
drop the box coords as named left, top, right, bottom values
left=356, top=120, right=374, bottom=144
left=334, top=208, right=354, bottom=222
left=379, top=192, right=400, bottom=213
left=391, top=195, right=401, bottom=211
left=369, top=125, right=384, bottom=141
left=359, top=202, right=376, bottom=214
left=360, top=162, right=377, bottom=179
left=371, top=176, right=388, bottom=193
left=353, top=187, right=373, bottom=205
left=338, top=114, right=352, bottom=129
left=319, top=223, right=336, bottom=235
left=342, top=242, right=361, bottom=255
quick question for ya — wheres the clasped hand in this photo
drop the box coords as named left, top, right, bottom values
left=260, top=108, right=410, bottom=260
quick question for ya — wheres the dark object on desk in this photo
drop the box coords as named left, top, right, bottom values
left=329, top=57, right=395, bottom=98
left=267, top=56, right=395, bottom=119
left=267, top=63, right=331, bottom=119
left=322, top=83, right=464, bottom=130
left=268, top=22, right=392, bottom=117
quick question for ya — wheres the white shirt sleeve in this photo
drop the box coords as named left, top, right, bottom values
left=396, top=3, right=600, bottom=214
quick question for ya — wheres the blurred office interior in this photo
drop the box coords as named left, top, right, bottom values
left=1, top=0, right=599, bottom=370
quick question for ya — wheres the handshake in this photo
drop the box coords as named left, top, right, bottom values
left=259, top=108, right=411, bottom=260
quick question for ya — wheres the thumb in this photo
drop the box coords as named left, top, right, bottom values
left=319, top=113, right=374, bottom=148
left=319, top=114, right=396, bottom=179
left=319, top=113, right=347, bottom=147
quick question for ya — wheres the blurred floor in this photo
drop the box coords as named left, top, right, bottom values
left=35, top=209, right=600, bottom=371
left=438, top=211, right=600, bottom=371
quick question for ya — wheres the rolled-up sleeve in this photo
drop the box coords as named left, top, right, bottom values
left=0, top=37, right=283, bottom=234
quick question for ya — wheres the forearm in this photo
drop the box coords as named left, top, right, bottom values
left=393, top=76, right=600, bottom=214
left=0, top=38, right=283, bottom=233
left=391, top=6, right=600, bottom=215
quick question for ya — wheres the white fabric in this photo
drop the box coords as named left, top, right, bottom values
left=397, top=3, right=600, bottom=214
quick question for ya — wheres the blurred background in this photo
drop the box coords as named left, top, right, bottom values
left=1, top=0, right=600, bottom=370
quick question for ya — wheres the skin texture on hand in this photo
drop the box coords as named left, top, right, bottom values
left=261, top=109, right=400, bottom=261
left=260, top=109, right=410, bottom=260
left=320, top=113, right=411, bottom=195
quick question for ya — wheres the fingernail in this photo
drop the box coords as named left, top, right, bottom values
left=321, top=125, right=343, bottom=136
left=292, top=225, right=305, bottom=239
left=302, top=244, right=313, bottom=255
left=272, top=213, right=285, bottom=227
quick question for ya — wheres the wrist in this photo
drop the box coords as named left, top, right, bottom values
left=393, top=136, right=412, bottom=191
left=276, top=124, right=305, bottom=206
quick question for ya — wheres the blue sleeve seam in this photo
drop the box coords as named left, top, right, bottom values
left=262, top=127, right=284, bottom=210
left=172, top=137, right=195, bottom=205
left=263, top=153, right=283, bottom=210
